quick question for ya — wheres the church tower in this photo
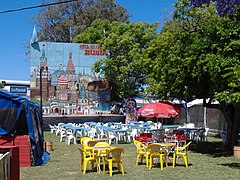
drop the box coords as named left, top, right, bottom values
left=66, top=51, right=75, bottom=75
left=36, top=44, right=51, bottom=102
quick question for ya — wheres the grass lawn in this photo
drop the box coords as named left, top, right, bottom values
left=20, top=132, right=240, bottom=180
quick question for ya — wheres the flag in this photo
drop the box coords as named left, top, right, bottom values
left=103, top=28, right=106, bottom=38
left=30, top=26, right=38, bottom=44
left=70, top=27, right=73, bottom=43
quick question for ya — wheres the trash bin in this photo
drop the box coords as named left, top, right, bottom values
left=44, top=141, right=53, bottom=152
left=234, top=146, right=240, bottom=159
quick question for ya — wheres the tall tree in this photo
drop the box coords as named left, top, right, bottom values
left=34, top=0, right=129, bottom=42
left=75, top=19, right=159, bottom=101
left=146, top=0, right=240, bottom=154
left=190, top=0, right=240, bottom=17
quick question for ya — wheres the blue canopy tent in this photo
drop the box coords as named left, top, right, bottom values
left=0, top=89, right=49, bottom=166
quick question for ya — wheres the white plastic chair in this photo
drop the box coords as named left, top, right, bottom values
left=49, top=124, right=57, bottom=134
left=193, top=128, right=205, bottom=143
left=65, top=129, right=77, bottom=145
left=87, top=128, right=96, bottom=139
left=108, top=131, right=118, bottom=145
left=127, top=129, right=138, bottom=142
left=59, top=129, right=67, bottom=142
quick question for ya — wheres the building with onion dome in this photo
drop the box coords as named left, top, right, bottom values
left=30, top=42, right=110, bottom=115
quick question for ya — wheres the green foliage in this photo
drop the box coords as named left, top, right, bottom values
left=74, top=19, right=111, bottom=44
left=145, top=1, right=240, bottom=103
left=75, top=20, right=159, bottom=101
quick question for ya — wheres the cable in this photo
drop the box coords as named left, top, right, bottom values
left=0, top=0, right=77, bottom=14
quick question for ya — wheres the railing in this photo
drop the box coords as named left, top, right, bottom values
left=0, top=152, right=11, bottom=180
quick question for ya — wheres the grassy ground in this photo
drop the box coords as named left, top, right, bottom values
left=20, top=132, right=240, bottom=180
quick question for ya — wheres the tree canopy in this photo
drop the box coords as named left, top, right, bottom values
left=75, top=19, right=159, bottom=101
left=190, top=0, right=240, bottom=17
left=34, top=0, right=129, bottom=42
left=145, top=0, right=240, bottom=154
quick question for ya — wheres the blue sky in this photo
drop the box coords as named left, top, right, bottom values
left=0, top=0, right=176, bottom=81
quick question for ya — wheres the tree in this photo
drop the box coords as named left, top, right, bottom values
left=75, top=19, right=159, bottom=101
left=145, top=0, right=240, bottom=154
left=34, top=0, right=129, bottom=42
left=190, top=0, right=240, bottom=17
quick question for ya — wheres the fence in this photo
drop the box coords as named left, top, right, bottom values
left=178, top=105, right=226, bottom=131
left=0, top=152, right=11, bottom=180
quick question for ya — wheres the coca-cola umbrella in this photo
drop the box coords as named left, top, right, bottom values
left=137, top=101, right=181, bottom=119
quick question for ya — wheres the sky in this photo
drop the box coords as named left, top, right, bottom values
left=0, top=0, right=177, bottom=81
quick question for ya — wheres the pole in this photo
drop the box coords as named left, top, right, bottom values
left=40, top=65, right=43, bottom=126
left=185, top=86, right=188, bottom=123
left=204, top=107, right=207, bottom=128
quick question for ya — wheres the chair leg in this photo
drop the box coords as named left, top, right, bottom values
left=146, top=154, right=149, bottom=167
left=91, top=160, right=94, bottom=171
left=121, top=162, right=124, bottom=175
left=149, top=157, right=152, bottom=170
left=103, top=159, right=106, bottom=174
left=172, top=154, right=176, bottom=168
left=118, top=162, right=121, bottom=173
left=165, top=155, right=168, bottom=168
left=140, top=155, right=143, bottom=163
left=83, top=161, right=87, bottom=174
left=80, top=160, right=83, bottom=172
left=109, top=160, right=113, bottom=176
left=136, top=155, right=139, bottom=166
left=160, top=156, right=163, bottom=170
left=183, top=155, right=189, bottom=168
left=96, top=158, right=100, bottom=173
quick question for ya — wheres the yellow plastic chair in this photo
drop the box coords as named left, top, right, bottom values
left=95, top=142, right=110, bottom=147
left=104, top=147, right=124, bottom=176
left=93, top=141, right=111, bottom=172
left=87, top=140, right=98, bottom=147
left=81, top=137, right=92, bottom=146
left=77, top=146, right=98, bottom=174
left=80, top=137, right=93, bottom=156
left=93, top=142, right=111, bottom=159
left=133, top=140, right=149, bottom=167
left=172, top=141, right=192, bottom=168
left=147, top=143, right=168, bottom=170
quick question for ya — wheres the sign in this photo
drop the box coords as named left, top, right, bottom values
left=125, top=98, right=138, bottom=124
left=10, top=86, right=27, bottom=94
left=30, top=42, right=110, bottom=114
left=79, top=44, right=108, bottom=56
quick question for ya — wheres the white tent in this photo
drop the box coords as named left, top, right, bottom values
left=187, top=98, right=219, bottom=108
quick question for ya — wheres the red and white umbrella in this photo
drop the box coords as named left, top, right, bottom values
left=137, top=101, right=180, bottom=118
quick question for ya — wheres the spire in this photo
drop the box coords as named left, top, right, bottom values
left=66, top=50, right=75, bottom=74
left=40, top=44, right=47, bottom=66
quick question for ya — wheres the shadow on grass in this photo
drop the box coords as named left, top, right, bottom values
left=189, top=141, right=229, bottom=158
left=218, top=163, right=240, bottom=169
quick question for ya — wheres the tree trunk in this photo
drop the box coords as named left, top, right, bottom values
left=220, top=102, right=240, bottom=155
left=232, top=103, right=240, bottom=146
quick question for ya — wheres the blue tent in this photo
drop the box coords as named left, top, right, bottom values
left=0, top=89, right=49, bottom=166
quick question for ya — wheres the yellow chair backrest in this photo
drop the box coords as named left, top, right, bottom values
left=80, top=137, right=91, bottom=148
left=95, top=142, right=110, bottom=147
left=134, top=140, right=147, bottom=152
left=81, top=137, right=92, bottom=145
left=106, top=148, right=124, bottom=162
left=176, top=141, right=192, bottom=154
left=77, top=146, right=87, bottom=159
left=87, top=140, right=98, bottom=147
left=147, top=143, right=166, bottom=155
